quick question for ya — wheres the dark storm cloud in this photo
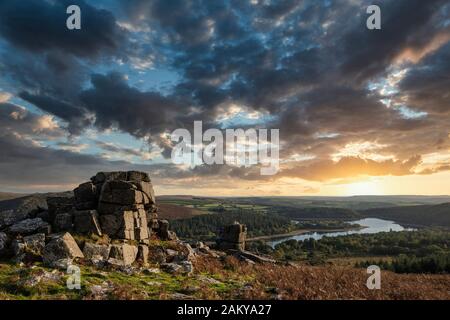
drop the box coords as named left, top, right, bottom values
left=338, top=0, right=447, bottom=82
left=0, top=49, right=87, bottom=100
left=0, top=0, right=126, bottom=58
left=80, top=72, right=180, bottom=136
left=399, top=42, right=450, bottom=115
left=0, top=0, right=131, bottom=122
left=19, top=92, right=90, bottom=135
left=117, top=0, right=408, bottom=119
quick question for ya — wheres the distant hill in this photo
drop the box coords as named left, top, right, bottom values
left=0, top=192, right=27, bottom=201
left=362, top=203, right=450, bottom=228
left=157, top=203, right=204, bottom=220
left=0, top=191, right=72, bottom=213
left=196, top=195, right=450, bottom=211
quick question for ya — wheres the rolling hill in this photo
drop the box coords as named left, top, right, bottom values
left=362, top=203, right=450, bottom=228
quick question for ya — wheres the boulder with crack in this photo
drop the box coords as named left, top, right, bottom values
left=43, top=232, right=84, bottom=269
left=108, top=243, right=138, bottom=266
left=83, top=242, right=111, bottom=266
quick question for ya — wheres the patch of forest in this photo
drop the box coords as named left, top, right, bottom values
left=273, top=206, right=360, bottom=220
left=169, top=210, right=298, bottom=241
left=248, top=229, right=450, bottom=274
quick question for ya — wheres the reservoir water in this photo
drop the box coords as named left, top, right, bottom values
left=268, top=218, right=414, bottom=248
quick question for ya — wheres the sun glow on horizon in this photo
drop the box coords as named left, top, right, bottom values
left=343, top=179, right=385, bottom=196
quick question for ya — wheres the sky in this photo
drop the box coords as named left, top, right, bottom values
left=0, top=0, right=449, bottom=196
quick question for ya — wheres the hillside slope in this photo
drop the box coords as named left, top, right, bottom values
left=157, top=203, right=204, bottom=220
left=0, top=256, right=448, bottom=300
left=362, top=203, right=450, bottom=228
left=0, top=192, right=72, bottom=213
left=0, top=192, right=26, bottom=201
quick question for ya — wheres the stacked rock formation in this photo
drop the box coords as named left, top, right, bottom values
left=216, top=222, right=247, bottom=251
left=1, top=172, right=276, bottom=273
left=47, top=171, right=176, bottom=242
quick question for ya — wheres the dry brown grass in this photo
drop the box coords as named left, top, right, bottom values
left=193, top=256, right=450, bottom=300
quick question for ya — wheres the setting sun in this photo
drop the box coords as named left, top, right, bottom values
left=343, top=179, right=384, bottom=196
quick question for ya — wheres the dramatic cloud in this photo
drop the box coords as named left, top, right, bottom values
left=0, top=102, right=64, bottom=139
left=0, top=0, right=449, bottom=193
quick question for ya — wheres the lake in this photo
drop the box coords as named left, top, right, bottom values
left=268, top=218, right=414, bottom=248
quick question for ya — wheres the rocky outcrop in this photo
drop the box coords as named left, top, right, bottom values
left=92, top=171, right=156, bottom=212
left=0, top=171, right=276, bottom=287
left=216, top=222, right=247, bottom=251
left=53, top=171, right=167, bottom=242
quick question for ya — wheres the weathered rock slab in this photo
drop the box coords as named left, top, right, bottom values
left=83, top=242, right=111, bottom=262
left=0, top=210, right=29, bottom=229
left=43, top=232, right=84, bottom=268
left=9, top=218, right=51, bottom=236
left=108, top=243, right=138, bottom=266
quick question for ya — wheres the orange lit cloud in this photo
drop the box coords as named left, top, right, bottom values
left=395, top=31, right=450, bottom=64
left=280, top=156, right=422, bottom=182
